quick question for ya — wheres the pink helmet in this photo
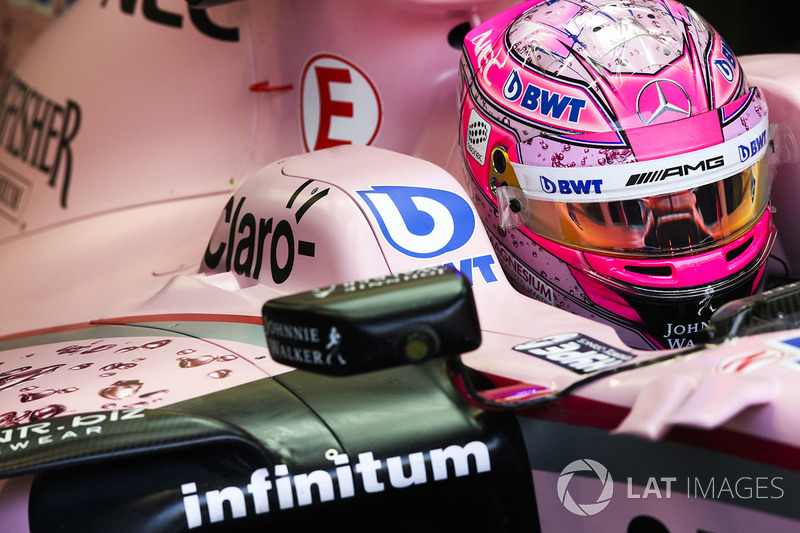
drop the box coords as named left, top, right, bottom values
left=459, top=0, right=774, bottom=349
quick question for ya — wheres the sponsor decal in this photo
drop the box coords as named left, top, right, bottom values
left=488, top=233, right=554, bottom=305
left=556, top=459, right=784, bottom=518
left=0, top=166, right=30, bottom=221
left=465, top=109, right=490, bottom=165
left=443, top=254, right=498, bottom=286
left=716, top=349, right=785, bottom=374
left=660, top=288, right=715, bottom=348
left=357, top=185, right=475, bottom=259
left=625, top=155, right=724, bottom=187
left=469, top=29, right=502, bottom=87
left=103, top=0, right=239, bottom=42
left=715, top=59, right=735, bottom=83
left=698, top=285, right=717, bottom=316
left=540, top=175, right=602, bottom=195
left=300, top=53, right=382, bottom=152
left=0, top=409, right=144, bottom=454
left=739, top=128, right=767, bottom=162
left=635, top=79, right=691, bottom=126
left=310, top=266, right=451, bottom=299
left=203, top=180, right=326, bottom=283
left=180, top=441, right=492, bottom=528
left=776, top=335, right=800, bottom=353
left=661, top=321, right=708, bottom=349
left=0, top=72, right=82, bottom=208
left=714, top=40, right=738, bottom=83
left=513, top=333, right=635, bottom=374
left=502, top=70, right=587, bottom=124
left=775, top=335, right=800, bottom=372
left=264, top=321, right=345, bottom=368
left=502, top=69, right=523, bottom=101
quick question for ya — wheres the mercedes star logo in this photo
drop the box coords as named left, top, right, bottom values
left=636, top=79, right=692, bottom=126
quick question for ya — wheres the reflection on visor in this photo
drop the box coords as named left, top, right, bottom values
left=523, top=154, right=770, bottom=256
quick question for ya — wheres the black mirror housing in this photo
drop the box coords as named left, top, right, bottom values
left=262, top=266, right=481, bottom=375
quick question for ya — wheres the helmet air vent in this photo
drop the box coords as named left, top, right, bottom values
left=726, top=236, right=754, bottom=263
left=624, top=264, right=672, bottom=277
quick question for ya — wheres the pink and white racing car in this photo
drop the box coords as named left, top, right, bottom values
left=1, top=0, right=800, bottom=531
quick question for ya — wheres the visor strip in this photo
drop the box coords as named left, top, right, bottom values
left=512, top=115, right=769, bottom=203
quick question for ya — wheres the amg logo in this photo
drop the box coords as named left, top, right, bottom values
left=625, top=156, right=724, bottom=186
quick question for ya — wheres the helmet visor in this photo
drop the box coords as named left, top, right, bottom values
left=501, top=152, right=770, bottom=257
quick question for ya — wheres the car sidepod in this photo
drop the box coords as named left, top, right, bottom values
left=6, top=361, right=536, bottom=531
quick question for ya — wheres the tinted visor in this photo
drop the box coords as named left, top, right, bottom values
left=511, top=153, right=770, bottom=256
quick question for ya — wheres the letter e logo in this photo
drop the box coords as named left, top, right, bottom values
left=301, top=54, right=382, bottom=151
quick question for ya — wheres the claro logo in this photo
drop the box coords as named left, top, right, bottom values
left=300, top=54, right=382, bottom=152
left=203, top=180, right=327, bottom=284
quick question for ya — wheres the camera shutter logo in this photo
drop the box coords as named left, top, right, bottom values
left=557, top=459, right=614, bottom=516
left=466, top=109, right=490, bottom=165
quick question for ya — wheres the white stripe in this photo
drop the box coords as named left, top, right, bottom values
left=513, top=116, right=769, bottom=202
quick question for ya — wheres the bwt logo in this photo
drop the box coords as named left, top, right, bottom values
left=540, top=176, right=602, bottom=195
left=502, top=70, right=587, bottom=124
left=301, top=54, right=382, bottom=152
left=357, top=186, right=475, bottom=258
left=714, top=39, right=738, bottom=82
left=739, top=130, right=767, bottom=162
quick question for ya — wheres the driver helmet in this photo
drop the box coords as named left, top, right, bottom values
left=459, top=0, right=775, bottom=349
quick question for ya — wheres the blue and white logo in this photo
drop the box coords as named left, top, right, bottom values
left=540, top=175, right=557, bottom=194
left=715, top=40, right=738, bottom=83
left=738, top=129, right=767, bottom=162
left=714, top=59, right=735, bottom=82
left=503, top=69, right=524, bottom=101
left=503, top=70, right=586, bottom=123
left=358, top=186, right=476, bottom=258
left=540, top=175, right=602, bottom=195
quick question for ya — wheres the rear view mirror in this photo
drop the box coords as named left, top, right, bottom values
left=703, top=279, right=800, bottom=340
left=262, top=266, right=481, bottom=375
left=262, top=264, right=690, bottom=412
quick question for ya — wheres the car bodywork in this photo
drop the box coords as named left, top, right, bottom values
left=3, top=0, right=800, bottom=531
